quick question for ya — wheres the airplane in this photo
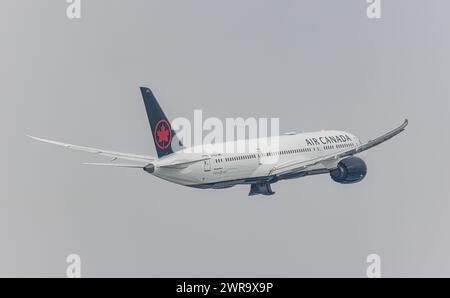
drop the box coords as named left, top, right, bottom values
left=28, top=87, right=408, bottom=196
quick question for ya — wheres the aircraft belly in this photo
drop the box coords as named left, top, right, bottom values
left=154, top=166, right=203, bottom=185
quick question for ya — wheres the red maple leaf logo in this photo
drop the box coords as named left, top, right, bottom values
left=154, top=120, right=172, bottom=150
left=157, top=124, right=169, bottom=144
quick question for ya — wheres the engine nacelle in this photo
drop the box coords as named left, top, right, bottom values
left=330, top=157, right=367, bottom=184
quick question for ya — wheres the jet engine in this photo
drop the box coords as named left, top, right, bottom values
left=330, top=157, right=367, bottom=184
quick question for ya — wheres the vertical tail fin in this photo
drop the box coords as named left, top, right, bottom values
left=140, top=87, right=183, bottom=158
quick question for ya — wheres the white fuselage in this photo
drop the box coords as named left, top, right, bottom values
left=150, top=130, right=363, bottom=188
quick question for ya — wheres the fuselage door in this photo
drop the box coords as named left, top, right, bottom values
left=256, top=148, right=262, bottom=165
left=203, top=158, right=211, bottom=172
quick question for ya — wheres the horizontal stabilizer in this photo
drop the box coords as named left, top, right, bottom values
left=82, top=163, right=145, bottom=168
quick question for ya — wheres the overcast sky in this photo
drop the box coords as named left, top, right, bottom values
left=1, top=0, right=450, bottom=277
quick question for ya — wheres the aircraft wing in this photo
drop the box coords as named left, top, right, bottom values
left=269, top=119, right=408, bottom=176
left=27, top=135, right=156, bottom=163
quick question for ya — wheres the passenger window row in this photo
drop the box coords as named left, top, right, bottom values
left=336, top=143, right=354, bottom=149
left=216, top=154, right=257, bottom=163
left=213, top=142, right=356, bottom=164
left=215, top=147, right=315, bottom=163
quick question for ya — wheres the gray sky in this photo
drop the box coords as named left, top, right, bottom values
left=1, top=0, right=450, bottom=277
